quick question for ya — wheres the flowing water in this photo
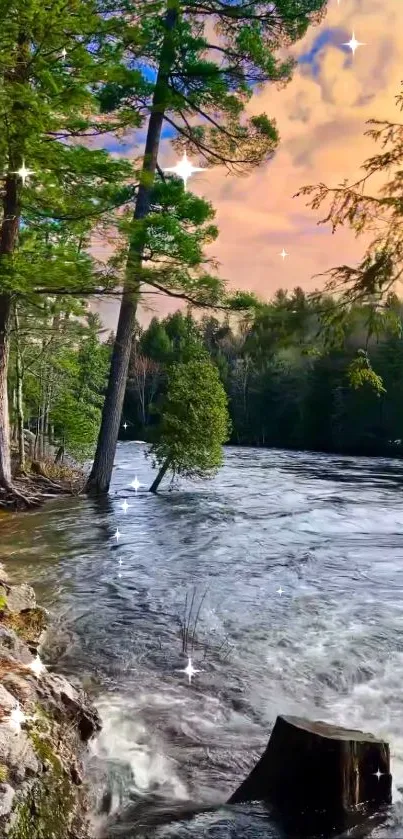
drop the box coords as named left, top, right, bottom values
left=2, top=445, right=403, bottom=838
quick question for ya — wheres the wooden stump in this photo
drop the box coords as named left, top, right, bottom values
left=229, top=715, right=391, bottom=836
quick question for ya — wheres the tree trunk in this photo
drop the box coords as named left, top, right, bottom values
left=86, top=1, right=179, bottom=495
left=0, top=172, right=21, bottom=490
left=13, top=302, right=25, bottom=471
left=149, top=458, right=171, bottom=493
left=229, top=715, right=391, bottom=837
left=0, top=33, right=28, bottom=497
left=55, top=445, right=64, bottom=464
left=0, top=295, right=13, bottom=488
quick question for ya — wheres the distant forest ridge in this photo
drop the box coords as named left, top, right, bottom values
left=122, top=288, right=403, bottom=459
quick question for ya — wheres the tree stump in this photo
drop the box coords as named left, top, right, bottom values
left=229, top=715, right=391, bottom=836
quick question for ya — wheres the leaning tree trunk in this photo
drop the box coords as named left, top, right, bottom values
left=149, top=458, right=171, bottom=493
left=86, top=1, right=179, bottom=495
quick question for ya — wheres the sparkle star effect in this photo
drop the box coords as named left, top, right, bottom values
left=131, top=477, right=141, bottom=492
left=123, top=422, right=128, bottom=430
left=121, top=500, right=130, bottom=513
left=277, top=587, right=284, bottom=596
left=177, top=656, right=202, bottom=685
left=343, top=32, right=366, bottom=56
left=14, top=160, right=34, bottom=186
left=28, top=654, right=46, bottom=678
left=373, top=768, right=384, bottom=780
left=279, top=249, right=288, bottom=260
left=164, top=151, right=206, bottom=190
left=114, top=528, right=121, bottom=542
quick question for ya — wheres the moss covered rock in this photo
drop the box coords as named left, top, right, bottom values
left=0, top=580, right=101, bottom=839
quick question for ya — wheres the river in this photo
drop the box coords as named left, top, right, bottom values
left=2, top=444, right=403, bottom=838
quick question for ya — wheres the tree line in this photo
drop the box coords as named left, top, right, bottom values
left=124, top=291, right=403, bottom=460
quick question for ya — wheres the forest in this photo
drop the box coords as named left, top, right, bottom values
left=1, top=0, right=402, bottom=506
left=124, top=291, right=403, bottom=458
left=12, top=284, right=403, bottom=479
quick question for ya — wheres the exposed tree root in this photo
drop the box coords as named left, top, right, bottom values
left=0, top=475, right=80, bottom=511
left=0, top=482, right=41, bottom=511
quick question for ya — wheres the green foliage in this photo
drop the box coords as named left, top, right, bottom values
left=8, top=302, right=111, bottom=462
left=126, top=289, right=403, bottom=459
left=0, top=0, right=328, bottom=487
left=0, top=0, right=139, bottom=300
left=296, top=83, right=403, bottom=307
left=97, top=0, right=327, bottom=308
left=150, top=358, right=231, bottom=479
left=347, top=350, right=386, bottom=395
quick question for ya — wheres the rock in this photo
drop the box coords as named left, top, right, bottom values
left=0, top=725, right=40, bottom=782
left=1, top=672, right=36, bottom=707
left=1, top=607, right=48, bottom=650
left=23, top=430, right=36, bottom=454
left=0, top=684, right=18, bottom=716
left=0, top=626, right=33, bottom=665
left=0, top=577, right=102, bottom=839
left=45, top=673, right=102, bottom=741
left=6, top=584, right=36, bottom=614
left=229, top=715, right=392, bottom=836
left=0, top=783, right=15, bottom=817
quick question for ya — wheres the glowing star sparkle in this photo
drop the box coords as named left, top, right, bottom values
left=343, top=32, right=366, bottom=55
left=178, top=656, right=202, bottom=685
left=28, top=655, right=46, bottom=677
left=114, top=528, right=121, bottom=542
left=279, top=248, right=288, bottom=260
left=118, top=558, right=123, bottom=566
left=131, top=477, right=141, bottom=492
left=373, top=768, right=384, bottom=780
left=14, top=160, right=34, bottom=186
left=8, top=703, right=26, bottom=730
left=277, top=587, right=284, bottom=596
left=164, top=151, right=206, bottom=190
left=121, top=500, right=130, bottom=514
left=123, top=422, right=128, bottom=430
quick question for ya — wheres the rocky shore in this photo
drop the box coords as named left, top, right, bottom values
left=0, top=566, right=101, bottom=838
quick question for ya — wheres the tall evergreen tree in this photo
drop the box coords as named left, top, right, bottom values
left=87, top=0, right=328, bottom=494
left=0, top=0, right=138, bottom=503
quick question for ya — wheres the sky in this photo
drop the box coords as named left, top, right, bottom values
left=95, top=0, right=402, bottom=330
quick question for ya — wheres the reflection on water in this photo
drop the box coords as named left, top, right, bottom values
left=2, top=445, right=403, bottom=837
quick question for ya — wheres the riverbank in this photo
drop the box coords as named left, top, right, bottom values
left=0, top=457, right=86, bottom=512
left=0, top=562, right=101, bottom=838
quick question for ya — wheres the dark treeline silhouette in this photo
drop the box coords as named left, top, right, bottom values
left=123, top=288, right=403, bottom=459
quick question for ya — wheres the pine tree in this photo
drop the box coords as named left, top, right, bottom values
left=0, top=0, right=138, bottom=504
left=149, top=356, right=231, bottom=492
left=296, top=83, right=403, bottom=308
left=86, top=0, right=328, bottom=494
